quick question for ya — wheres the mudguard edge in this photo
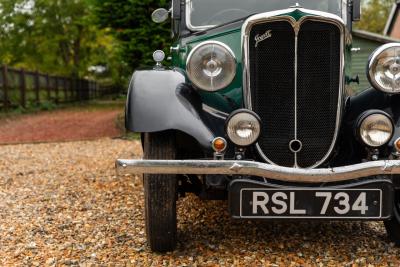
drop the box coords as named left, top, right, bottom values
left=125, top=69, right=216, bottom=149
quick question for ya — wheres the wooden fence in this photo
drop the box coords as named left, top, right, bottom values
left=0, top=65, right=108, bottom=110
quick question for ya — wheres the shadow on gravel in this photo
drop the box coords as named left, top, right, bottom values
left=174, top=194, right=398, bottom=264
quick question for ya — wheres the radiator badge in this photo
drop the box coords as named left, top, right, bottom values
left=255, top=30, right=272, bottom=48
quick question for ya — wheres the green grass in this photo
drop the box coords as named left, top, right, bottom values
left=62, top=99, right=126, bottom=112
left=0, top=96, right=126, bottom=119
left=115, top=111, right=141, bottom=140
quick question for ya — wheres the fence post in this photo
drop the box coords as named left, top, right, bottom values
left=89, top=81, right=93, bottom=100
left=68, top=78, right=73, bottom=101
left=85, top=80, right=89, bottom=100
left=79, top=79, right=82, bottom=101
left=1, top=68, right=103, bottom=110
left=63, top=78, right=67, bottom=102
left=45, top=74, right=50, bottom=101
left=34, top=71, right=40, bottom=105
left=54, top=76, right=59, bottom=104
left=2, top=65, right=9, bottom=110
left=75, top=79, right=79, bottom=101
left=94, top=82, right=97, bottom=98
left=64, top=78, right=68, bottom=102
left=73, top=78, right=77, bottom=101
left=61, top=77, right=64, bottom=102
left=88, top=81, right=91, bottom=100
left=20, top=69, right=26, bottom=108
left=81, top=79, right=85, bottom=101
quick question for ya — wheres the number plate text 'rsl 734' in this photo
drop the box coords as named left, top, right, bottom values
left=240, top=189, right=382, bottom=219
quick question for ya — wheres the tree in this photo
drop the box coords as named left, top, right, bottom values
left=0, top=0, right=119, bottom=80
left=93, top=0, right=171, bottom=73
left=356, top=0, right=396, bottom=34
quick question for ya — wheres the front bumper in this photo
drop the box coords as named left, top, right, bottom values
left=116, top=159, right=400, bottom=184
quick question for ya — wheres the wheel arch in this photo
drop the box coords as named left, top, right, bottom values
left=125, top=69, right=216, bottom=150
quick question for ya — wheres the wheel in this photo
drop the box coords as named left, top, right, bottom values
left=384, top=191, right=400, bottom=246
left=143, top=132, right=178, bottom=252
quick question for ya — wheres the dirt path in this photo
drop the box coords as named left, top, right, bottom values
left=0, top=108, right=123, bottom=144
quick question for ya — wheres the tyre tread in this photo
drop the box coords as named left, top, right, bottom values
left=143, top=132, right=177, bottom=252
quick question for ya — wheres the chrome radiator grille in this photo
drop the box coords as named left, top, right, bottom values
left=246, top=17, right=342, bottom=168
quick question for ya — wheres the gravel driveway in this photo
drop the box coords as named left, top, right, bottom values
left=1, top=138, right=399, bottom=266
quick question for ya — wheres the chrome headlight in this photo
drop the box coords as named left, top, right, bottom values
left=226, top=110, right=261, bottom=146
left=356, top=111, right=394, bottom=147
left=367, top=43, right=400, bottom=94
left=186, top=41, right=236, bottom=92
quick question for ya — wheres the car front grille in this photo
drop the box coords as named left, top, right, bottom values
left=247, top=18, right=342, bottom=168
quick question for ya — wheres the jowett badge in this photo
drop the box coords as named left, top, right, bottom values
left=254, top=30, right=272, bottom=47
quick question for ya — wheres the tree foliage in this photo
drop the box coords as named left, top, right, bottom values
left=0, top=0, right=119, bottom=80
left=356, top=0, right=396, bottom=34
left=0, top=0, right=396, bottom=85
left=93, top=0, right=171, bottom=72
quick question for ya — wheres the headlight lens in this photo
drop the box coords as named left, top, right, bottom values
left=367, top=43, right=400, bottom=94
left=358, top=112, right=394, bottom=147
left=186, top=41, right=236, bottom=91
left=226, top=110, right=261, bottom=146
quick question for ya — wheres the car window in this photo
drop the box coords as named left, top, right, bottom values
left=187, top=0, right=344, bottom=29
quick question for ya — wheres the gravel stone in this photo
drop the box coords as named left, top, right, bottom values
left=0, top=138, right=400, bottom=265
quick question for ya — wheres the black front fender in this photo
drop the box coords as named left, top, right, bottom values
left=125, top=69, right=223, bottom=149
left=346, top=88, right=400, bottom=149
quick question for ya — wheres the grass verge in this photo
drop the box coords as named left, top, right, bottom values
left=115, top=112, right=140, bottom=140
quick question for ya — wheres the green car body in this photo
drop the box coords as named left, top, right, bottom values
left=172, top=9, right=354, bottom=113
left=119, top=0, right=400, bottom=252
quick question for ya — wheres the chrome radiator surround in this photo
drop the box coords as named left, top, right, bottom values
left=241, top=8, right=346, bottom=169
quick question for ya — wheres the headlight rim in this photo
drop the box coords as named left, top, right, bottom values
left=355, top=110, right=394, bottom=148
left=225, top=109, right=262, bottom=147
left=367, top=42, right=400, bottom=94
left=186, top=40, right=237, bottom=92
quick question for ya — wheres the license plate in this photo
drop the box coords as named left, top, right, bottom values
left=240, top=188, right=382, bottom=219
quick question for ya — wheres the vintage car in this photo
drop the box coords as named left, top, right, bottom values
left=116, top=0, right=400, bottom=252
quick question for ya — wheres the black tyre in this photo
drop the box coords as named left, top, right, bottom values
left=143, top=132, right=178, bottom=252
left=384, top=191, right=400, bottom=246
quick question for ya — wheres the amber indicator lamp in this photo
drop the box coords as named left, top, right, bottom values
left=395, top=138, right=400, bottom=152
left=212, top=137, right=228, bottom=153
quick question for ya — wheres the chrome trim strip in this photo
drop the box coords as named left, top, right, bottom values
left=202, top=104, right=229, bottom=119
left=294, top=30, right=299, bottom=167
left=383, top=3, right=398, bottom=36
left=116, top=159, right=400, bottom=184
left=185, top=2, right=348, bottom=32
left=185, top=0, right=216, bottom=31
left=245, top=15, right=296, bottom=167
left=241, top=8, right=346, bottom=169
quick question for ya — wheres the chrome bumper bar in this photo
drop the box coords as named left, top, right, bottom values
left=115, top=159, right=400, bottom=183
